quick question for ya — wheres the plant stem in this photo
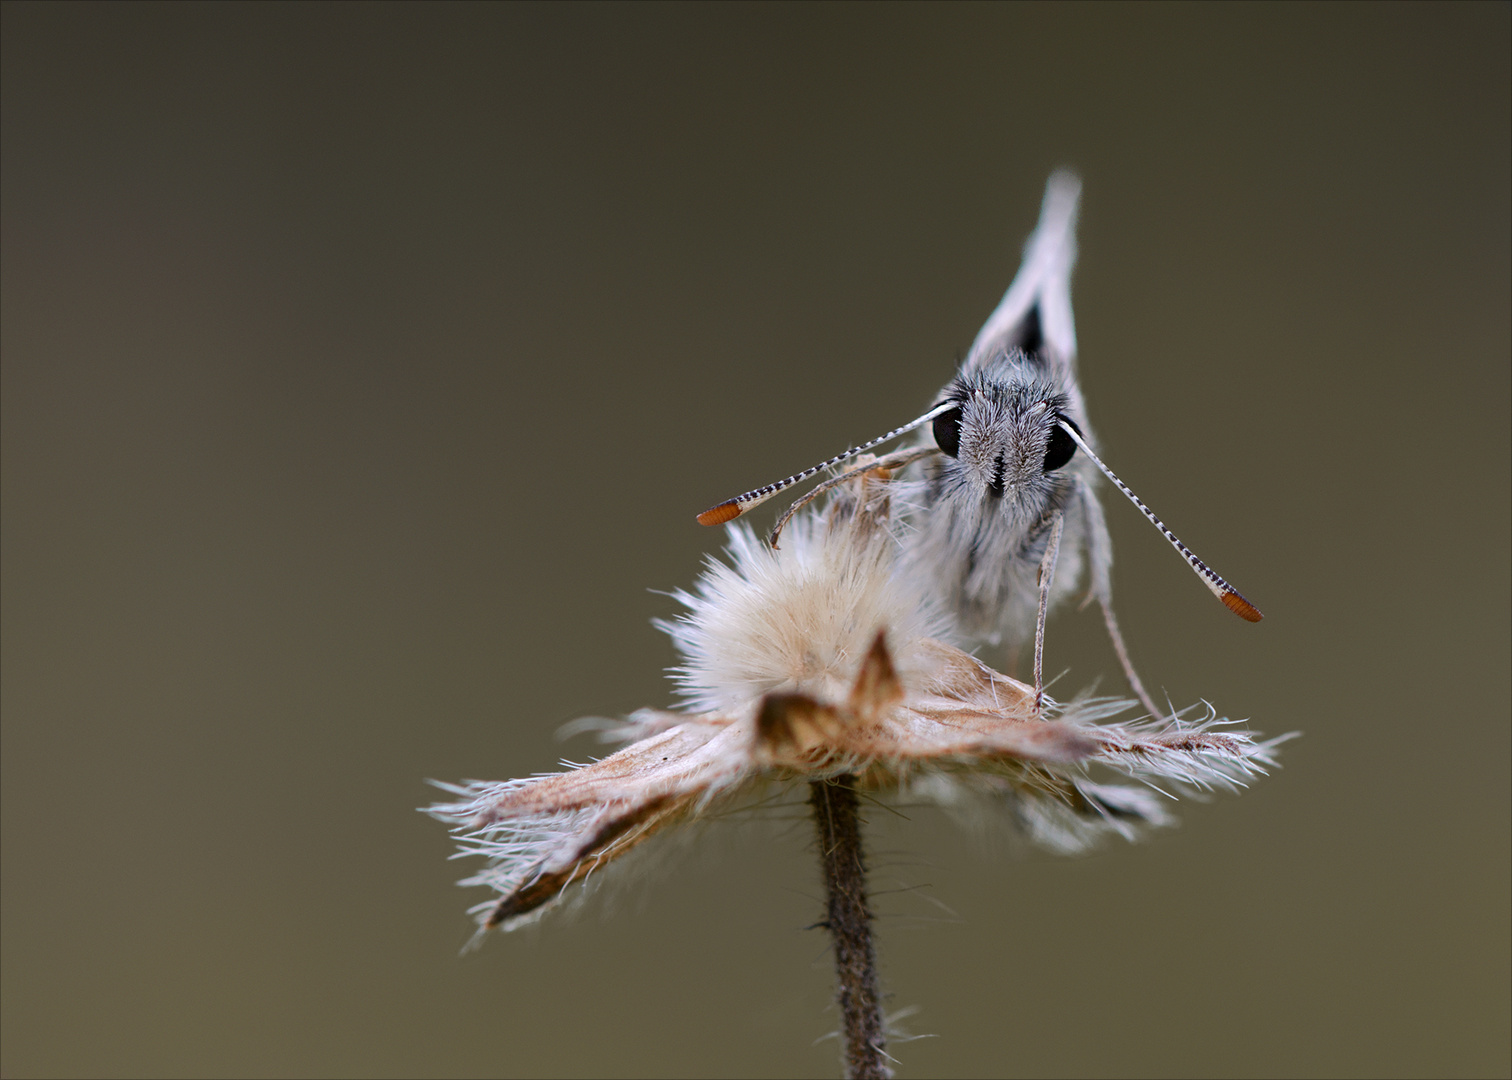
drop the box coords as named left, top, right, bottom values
left=810, top=774, right=888, bottom=1080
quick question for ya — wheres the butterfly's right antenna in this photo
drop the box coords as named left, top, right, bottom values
left=1058, top=419, right=1264, bottom=622
left=696, top=401, right=957, bottom=526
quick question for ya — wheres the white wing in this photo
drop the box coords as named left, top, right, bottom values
left=963, top=170, right=1081, bottom=375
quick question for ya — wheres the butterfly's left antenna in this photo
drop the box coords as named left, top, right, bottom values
left=696, top=401, right=957, bottom=526
left=1058, top=419, right=1264, bottom=622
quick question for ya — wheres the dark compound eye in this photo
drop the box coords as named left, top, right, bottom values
left=932, top=405, right=961, bottom=457
left=1043, top=415, right=1080, bottom=471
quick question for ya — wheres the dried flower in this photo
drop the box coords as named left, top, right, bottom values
left=425, top=463, right=1283, bottom=940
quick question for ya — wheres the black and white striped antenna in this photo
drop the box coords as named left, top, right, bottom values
left=696, top=401, right=957, bottom=526
left=1057, top=419, right=1263, bottom=622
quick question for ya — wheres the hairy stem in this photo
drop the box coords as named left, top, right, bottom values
left=810, top=775, right=888, bottom=1079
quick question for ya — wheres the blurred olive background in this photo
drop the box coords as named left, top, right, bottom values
left=3, top=4, right=1508, bottom=1078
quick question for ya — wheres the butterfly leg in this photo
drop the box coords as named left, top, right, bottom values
left=1033, top=510, right=1065, bottom=715
left=1076, top=476, right=1165, bottom=721
left=1099, top=596, right=1166, bottom=722
left=768, top=446, right=940, bottom=548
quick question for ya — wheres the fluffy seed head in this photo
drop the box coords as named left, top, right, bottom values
left=661, top=471, right=949, bottom=714
left=425, top=463, right=1288, bottom=939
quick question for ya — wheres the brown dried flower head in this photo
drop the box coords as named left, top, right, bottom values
left=426, top=462, right=1282, bottom=942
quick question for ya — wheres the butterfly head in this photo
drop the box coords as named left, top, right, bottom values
left=931, top=353, right=1082, bottom=502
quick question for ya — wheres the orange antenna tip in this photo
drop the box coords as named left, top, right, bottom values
left=696, top=500, right=744, bottom=527
left=1221, top=591, right=1264, bottom=623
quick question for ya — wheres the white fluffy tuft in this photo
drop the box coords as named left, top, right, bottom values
left=659, top=510, right=949, bottom=714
